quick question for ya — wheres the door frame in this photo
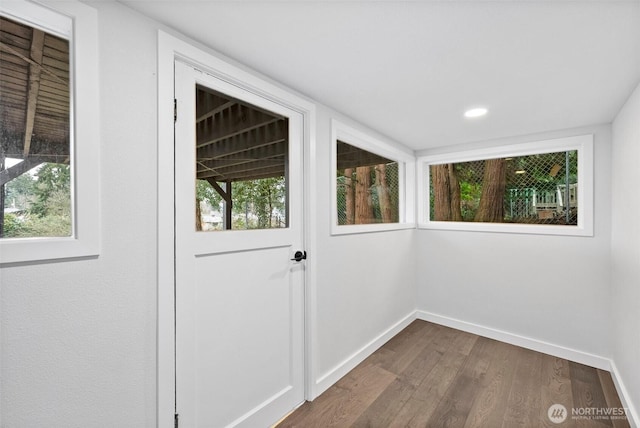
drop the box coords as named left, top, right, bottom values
left=157, top=31, right=317, bottom=428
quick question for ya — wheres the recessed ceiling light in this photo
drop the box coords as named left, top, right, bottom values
left=464, top=107, right=488, bottom=118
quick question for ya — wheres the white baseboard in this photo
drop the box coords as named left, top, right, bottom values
left=313, top=311, right=416, bottom=397
left=309, top=309, right=637, bottom=427
left=418, top=310, right=638, bottom=427
left=610, top=360, right=639, bottom=428
left=416, top=310, right=611, bottom=370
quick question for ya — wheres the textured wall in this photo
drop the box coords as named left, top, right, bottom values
left=1, top=2, right=159, bottom=426
left=1, top=1, right=637, bottom=426
left=416, top=124, right=613, bottom=359
left=312, top=106, right=417, bottom=390
left=0, top=2, right=418, bottom=425
left=611, top=82, right=640, bottom=420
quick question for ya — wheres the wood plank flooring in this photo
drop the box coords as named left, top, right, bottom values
left=279, top=320, right=630, bottom=428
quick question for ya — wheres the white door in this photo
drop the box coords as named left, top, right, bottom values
left=174, top=61, right=305, bottom=428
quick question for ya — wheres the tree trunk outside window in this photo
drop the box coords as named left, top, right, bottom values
left=431, top=163, right=462, bottom=221
left=375, top=164, right=393, bottom=223
left=355, top=166, right=373, bottom=224
left=474, top=158, right=507, bottom=222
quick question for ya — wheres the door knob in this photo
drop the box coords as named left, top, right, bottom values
left=290, top=251, right=307, bottom=262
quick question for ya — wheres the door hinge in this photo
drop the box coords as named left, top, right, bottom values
left=174, top=413, right=179, bottom=428
left=174, top=99, right=177, bottom=122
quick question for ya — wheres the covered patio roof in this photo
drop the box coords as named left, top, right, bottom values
left=0, top=15, right=70, bottom=187
left=195, top=86, right=289, bottom=183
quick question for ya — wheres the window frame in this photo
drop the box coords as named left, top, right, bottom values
left=0, top=0, right=99, bottom=264
left=331, top=119, right=415, bottom=235
left=417, top=134, right=594, bottom=236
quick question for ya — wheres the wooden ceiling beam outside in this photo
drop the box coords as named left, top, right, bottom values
left=206, top=178, right=233, bottom=230
left=0, top=39, right=67, bottom=85
left=196, top=89, right=226, bottom=117
left=198, top=158, right=284, bottom=178
left=22, top=29, right=45, bottom=157
left=197, top=101, right=235, bottom=123
left=337, top=156, right=394, bottom=170
left=198, top=142, right=287, bottom=164
left=197, top=120, right=286, bottom=160
left=197, top=163, right=285, bottom=181
left=2, top=133, right=70, bottom=159
left=225, top=168, right=287, bottom=182
left=1, top=17, right=70, bottom=167
left=191, top=86, right=289, bottom=183
left=196, top=103, right=281, bottom=148
left=0, top=156, right=43, bottom=186
left=336, top=140, right=394, bottom=170
left=197, top=154, right=284, bottom=172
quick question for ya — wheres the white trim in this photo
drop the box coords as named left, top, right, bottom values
left=313, top=311, right=416, bottom=397
left=157, top=30, right=317, bottom=428
left=303, top=102, right=319, bottom=401
left=0, top=0, right=71, bottom=38
left=330, top=119, right=416, bottom=235
left=417, top=134, right=594, bottom=237
left=156, top=31, right=175, bottom=428
left=610, top=360, right=639, bottom=428
left=416, top=310, right=610, bottom=370
left=417, top=310, right=639, bottom=426
left=0, top=0, right=100, bottom=264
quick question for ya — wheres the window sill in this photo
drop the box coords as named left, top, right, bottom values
left=418, top=221, right=593, bottom=237
left=0, top=236, right=99, bottom=266
left=331, top=222, right=416, bottom=236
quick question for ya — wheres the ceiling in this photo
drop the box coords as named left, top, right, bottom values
left=121, top=0, right=640, bottom=151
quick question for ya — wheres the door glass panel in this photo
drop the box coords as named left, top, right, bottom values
left=195, top=85, right=289, bottom=231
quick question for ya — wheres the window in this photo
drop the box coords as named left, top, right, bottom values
left=417, top=134, right=593, bottom=236
left=331, top=119, right=415, bottom=234
left=0, top=0, right=99, bottom=264
left=336, top=141, right=399, bottom=225
left=194, top=86, right=289, bottom=231
left=1, top=15, right=71, bottom=239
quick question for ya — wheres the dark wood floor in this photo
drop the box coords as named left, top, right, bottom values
left=279, top=320, right=630, bottom=428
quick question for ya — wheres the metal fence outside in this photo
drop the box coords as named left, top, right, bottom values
left=429, top=150, right=578, bottom=225
left=337, top=162, right=400, bottom=225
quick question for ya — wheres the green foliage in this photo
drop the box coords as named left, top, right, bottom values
left=196, top=177, right=286, bottom=229
left=232, top=177, right=286, bottom=229
left=31, top=164, right=71, bottom=216
left=5, top=172, right=37, bottom=209
left=196, top=179, right=223, bottom=209
left=459, top=181, right=482, bottom=221
left=2, top=162, right=72, bottom=238
left=4, top=213, right=72, bottom=238
left=2, top=213, right=23, bottom=237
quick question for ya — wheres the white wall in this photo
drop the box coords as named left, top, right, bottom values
left=311, top=106, right=416, bottom=394
left=1, top=2, right=159, bottom=426
left=416, top=124, right=613, bottom=361
left=0, top=1, right=636, bottom=426
left=0, top=1, right=417, bottom=425
left=611, top=82, right=640, bottom=420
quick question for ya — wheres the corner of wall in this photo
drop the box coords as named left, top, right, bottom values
left=610, top=80, right=640, bottom=428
